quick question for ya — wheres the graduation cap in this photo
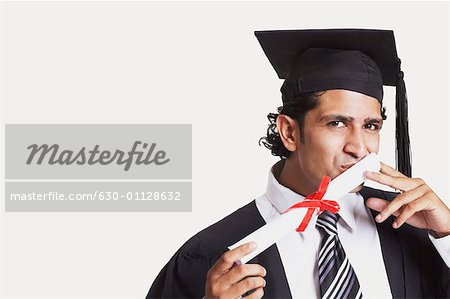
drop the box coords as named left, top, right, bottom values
left=255, top=29, right=412, bottom=177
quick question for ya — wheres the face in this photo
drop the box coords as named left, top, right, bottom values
left=285, top=89, right=383, bottom=194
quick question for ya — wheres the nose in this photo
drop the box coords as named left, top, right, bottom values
left=343, top=128, right=369, bottom=159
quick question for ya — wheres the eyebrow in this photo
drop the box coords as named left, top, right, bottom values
left=319, top=114, right=383, bottom=124
left=319, top=114, right=354, bottom=123
left=365, top=117, right=384, bottom=125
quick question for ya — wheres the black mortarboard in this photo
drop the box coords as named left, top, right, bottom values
left=255, top=29, right=412, bottom=177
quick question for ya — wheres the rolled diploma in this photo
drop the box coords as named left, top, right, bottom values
left=229, top=153, right=381, bottom=264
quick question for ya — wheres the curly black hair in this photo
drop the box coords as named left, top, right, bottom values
left=259, top=91, right=387, bottom=159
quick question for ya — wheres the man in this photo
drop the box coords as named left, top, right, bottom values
left=147, top=29, right=450, bottom=298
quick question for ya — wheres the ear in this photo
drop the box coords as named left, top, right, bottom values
left=276, top=114, right=300, bottom=153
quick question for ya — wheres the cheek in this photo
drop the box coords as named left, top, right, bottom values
left=365, top=134, right=380, bottom=153
left=312, top=132, right=345, bottom=155
left=304, top=133, right=343, bottom=164
left=302, top=126, right=347, bottom=169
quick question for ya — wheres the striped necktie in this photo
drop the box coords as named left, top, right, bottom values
left=316, top=211, right=362, bottom=299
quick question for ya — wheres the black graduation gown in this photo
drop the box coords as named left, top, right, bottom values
left=147, top=186, right=450, bottom=298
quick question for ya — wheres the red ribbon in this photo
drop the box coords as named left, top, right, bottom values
left=282, top=176, right=340, bottom=232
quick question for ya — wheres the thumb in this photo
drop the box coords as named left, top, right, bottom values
left=366, top=197, right=389, bottom=212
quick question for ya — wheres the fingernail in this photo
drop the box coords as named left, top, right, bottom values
left=375, top=214, right=382, bottom=222
left=263, top=268, right=267, bottom=276
left=392, top=221, right=398, bottom=229
left=263, top=279, right=266, bottom=287
left=248, top=242, right=257, bottom=250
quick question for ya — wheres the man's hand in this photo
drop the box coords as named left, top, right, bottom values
left=205, top=242, right=266, bottom=299
left=364, top=162, right=450, bottom=237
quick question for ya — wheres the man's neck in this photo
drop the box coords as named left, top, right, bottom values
left=276, top=158, right=317, bottom=197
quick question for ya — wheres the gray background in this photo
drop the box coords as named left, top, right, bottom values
left=6, top=182, right=192, bottom=212
left=6, top=124, right=192, bottom=179
left=1, top=2, right=449, bottom=298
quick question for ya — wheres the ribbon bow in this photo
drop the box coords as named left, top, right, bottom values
left=282, top=176, right=340, bottom=232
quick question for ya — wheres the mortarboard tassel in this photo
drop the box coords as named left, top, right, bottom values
left=395, top=66, right=412, bottom=177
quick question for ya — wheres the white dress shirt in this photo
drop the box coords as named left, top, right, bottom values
left=255, top=161, right=450, bottom=298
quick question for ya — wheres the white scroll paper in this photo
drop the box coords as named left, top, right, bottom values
left=229, top=153, right=381, bottom=264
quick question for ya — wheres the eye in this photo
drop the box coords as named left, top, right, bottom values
left=328, top=121, right=346, bottom=128
left=364, top=123, right=381, bottom=131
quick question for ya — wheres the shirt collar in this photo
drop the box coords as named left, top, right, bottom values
left=266, top=160, right=360, bottom=231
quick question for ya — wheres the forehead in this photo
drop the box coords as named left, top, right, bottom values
left=312, top=89, right=382, bottom=118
